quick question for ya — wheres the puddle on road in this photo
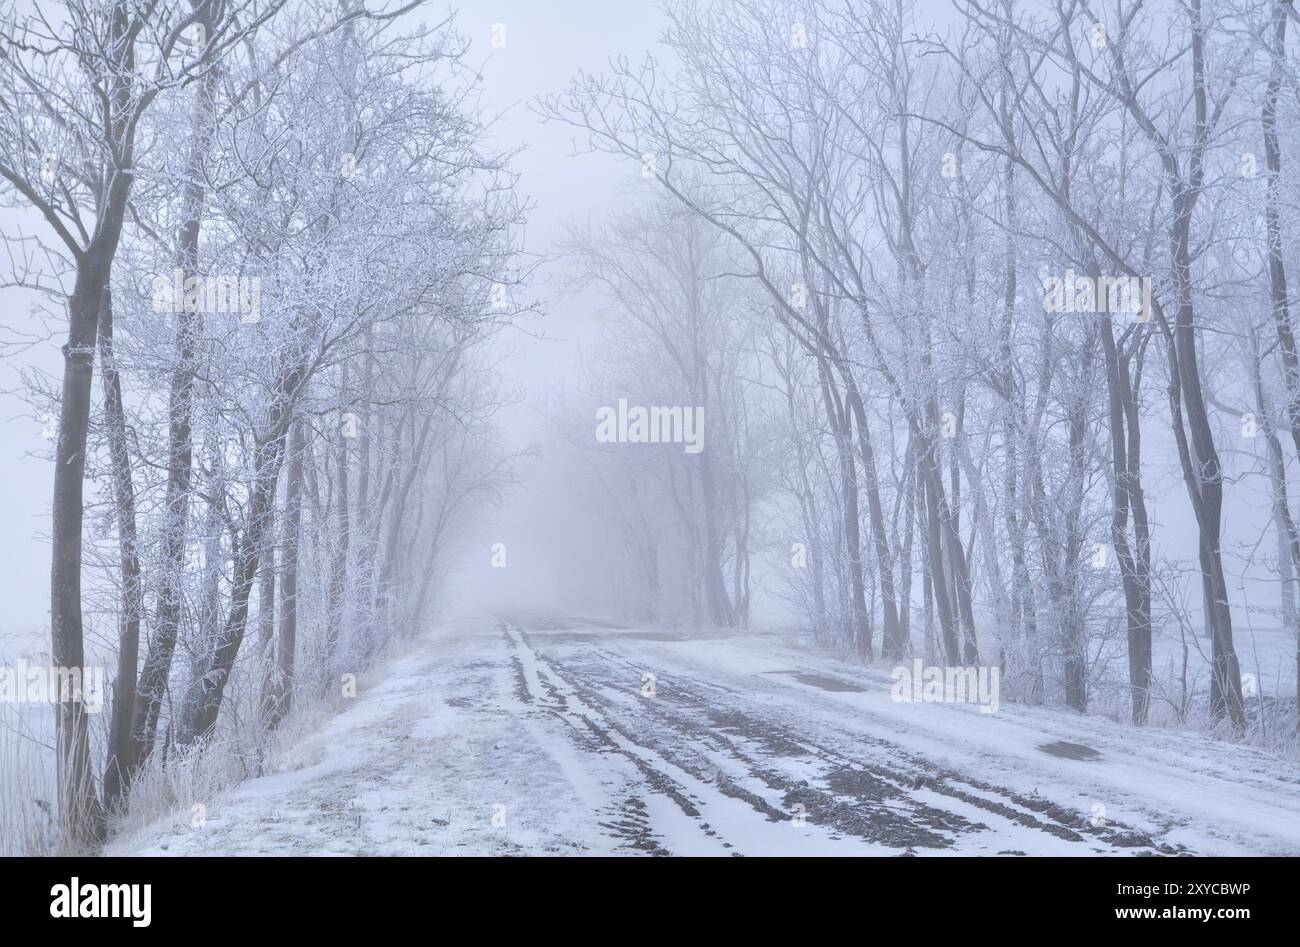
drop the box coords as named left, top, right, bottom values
left=1037, top=741, right=1101, bottom=761
left=766, top=670, right=865, bottom=692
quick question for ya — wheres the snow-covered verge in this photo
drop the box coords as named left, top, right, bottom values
left=109, top=617, right=599, bottom=856
left=109, top=615, right=1300, bottom=856
left=0, top=620, right=421, bottom=855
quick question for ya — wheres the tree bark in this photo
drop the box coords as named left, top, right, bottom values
left=52, top=257, right=112, bottom=849
left=271, top=417, right=305, bottom=728
left=98, top=285, right=143, bottom=809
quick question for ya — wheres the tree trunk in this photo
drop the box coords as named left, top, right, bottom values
left=98, top=285, right=143, bottom=809
left=271, top=417, right=305, bottom=728
left=325, top=363, right=351, bottom=662
left=257, top=520, right=277, bottom=724
left=818, top=357, right=871, bottom=658
left=847, top=386, right=903, bottom=658
left=1101, top=314, right=1153, bottom=723
left=51, top=258, right=111, bottom=849
left=1170, top=185, right=1245, bottom=728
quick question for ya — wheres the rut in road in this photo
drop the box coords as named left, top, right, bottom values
left=501, top=618, right=1184, bottom=856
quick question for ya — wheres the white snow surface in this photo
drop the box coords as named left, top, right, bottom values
left=110, top=615, right=1300, bottom=857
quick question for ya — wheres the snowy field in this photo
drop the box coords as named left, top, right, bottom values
left=107, top=616, right=1300, bottom=857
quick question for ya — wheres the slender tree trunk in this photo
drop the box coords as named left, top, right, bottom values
left=271, top=418, right=305, bottom=728
left=1101, top=314, right=1153, bottom=723
left=819, top=358, right=871, bottom=658
left=848, top=387, right=902, bottom=658
left=257, top=521, right=277, bottom=723
left=898, top=432, right=916, bottom=648
left=920, top=427, right=961, bottom=665
left=783, top=368, right=829, bottom=640
left=1061, top=362, right=1092, bottom=713
left=325, top=364, right=351, bottom=662
left=1169, top=186, right=1244, bottom=727
left=52, top=258, right=112, bottom=849
left=937, top=395, right=979, bottom=665
left=697, top=446, right=737, bottom=627
left=98, top=285, right=143, bottom=809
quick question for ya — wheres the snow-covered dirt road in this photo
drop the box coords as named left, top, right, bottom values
left=113, top=616, right=1300, bottom=856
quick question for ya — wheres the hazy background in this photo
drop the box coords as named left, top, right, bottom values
left=0, top=2, right=667, bottom=634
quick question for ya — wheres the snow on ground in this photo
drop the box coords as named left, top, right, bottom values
left=110, top=615, right=1300, bottom=856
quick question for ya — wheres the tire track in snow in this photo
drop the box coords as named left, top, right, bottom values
left=510, top=617, right=1180, bottom=855
left=576, top=642, right=1157, bottom=851
left=502, top=620, right=903, bottom=855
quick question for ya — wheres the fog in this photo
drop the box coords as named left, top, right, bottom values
left=1, top=0, right=1298, bottom=862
